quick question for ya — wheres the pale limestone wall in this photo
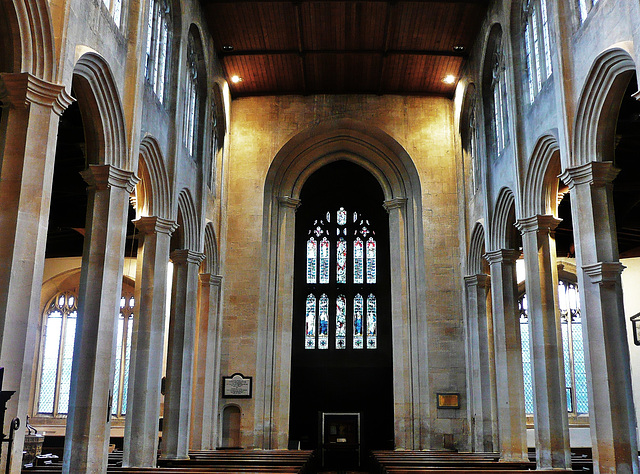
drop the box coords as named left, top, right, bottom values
left=223, top=94, right=466, bottom=447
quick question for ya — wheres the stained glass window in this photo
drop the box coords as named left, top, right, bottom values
left=319, top=295, right=329, bottom=350
left=38, top=288, right=135, bottom=417
left=307, top=238, right=317, bottom=283
left=320, top=237, right=330, bottom=284
left=366, top=238, right=376, bottom=283
left=519, top=280, right=587, bottom=415
left=367, top=294, right=377, bottom=349
left=336, top=238, right=347, bottom=284
left=305, top=294, right=316, bottom=349
left=354, top=238, right=364, bottom=283
left=353, top=294, right=364, bottom=349
left=336, top=295, right=346, bottom=349
left=302, top=207, right=379, bottom=350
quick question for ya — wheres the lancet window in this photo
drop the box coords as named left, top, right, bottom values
left=184, top=35, right=199, bottom=156
left=491, top=46, right=509, bottom=154
left=524, top=0, right=552, bottom=103
left=304, top=207, right=378, bottom=350
left=145, top=0, right=170, bottom=103
left=519, top=280, right=588, bottom=415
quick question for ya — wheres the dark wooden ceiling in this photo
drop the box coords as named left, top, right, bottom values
left=201, top=1, right=488, bottom=98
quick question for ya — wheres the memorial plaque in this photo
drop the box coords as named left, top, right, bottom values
left=436, top=392, right=460, bottom=409
left=222, top=373, right=252, bottom=398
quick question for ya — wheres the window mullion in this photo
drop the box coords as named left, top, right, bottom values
left=52, top=311, right=68, bottom=417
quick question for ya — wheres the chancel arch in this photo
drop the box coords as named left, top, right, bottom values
left=255, top=118, right=430, bottom=452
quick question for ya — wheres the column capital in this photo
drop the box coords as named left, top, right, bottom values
left=81, top=165, right=139, bottom=193
left=134, top=216, right=178, bottom=236
left=170, top=249, right=206, bottom=266
left=484, top=249, right=520, bottom=265
left=583, top=261, right=625, bottom=285
left=199, top=273, right=223, bottom=286
left=0, top=72, right=74, bottom=115
left=559, top=161, right=620, bottom=190
left=277, top=196, right=301, bottom=209
left=383, top=197, right=407, bottom=212
left=464, top=273, right=491, bottom=288
left=515, top=214, right=562, bottom=235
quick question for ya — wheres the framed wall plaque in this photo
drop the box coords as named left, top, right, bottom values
left=436, top=392, right=460, bottom=409
left=222, top=373, right=252, bottom=398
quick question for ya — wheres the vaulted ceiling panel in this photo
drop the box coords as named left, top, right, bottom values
left=201, top=0, right=488, bottom=97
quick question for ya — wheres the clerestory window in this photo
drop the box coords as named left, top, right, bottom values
left=102, top=0, right=123, bottom=28
left=519, top=280, right=588, bottom=415
left=578, top=0, right=599, bottom=23
left=524, top=0, right=552, bottom=103
left=37, top=288, right=135, bottom=417
left=184, top=35, right=199, bottom=156
left=304, top=207, right=378, bottom=350
left=145, top=0, right=170, bottom=104
left=491, top=46, right=509, bottom=155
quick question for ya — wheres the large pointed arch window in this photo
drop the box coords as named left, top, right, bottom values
left=145, top=0, right=170, bottom=103
left=524, top=0, right=552, bottom=103
left=184, top=35, right=199, bottom=156
left=491, top=46, right=509, bottom=154
left=519, top=279, right=588, bottom=415
left=304, top=207, right=378, bottom=350
left=37, top=288, right=135, bottom=417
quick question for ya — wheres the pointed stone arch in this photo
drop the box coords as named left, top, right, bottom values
left=1, top=0, right=56, bottom=80
left=138, top=136, right=172, bottom=219
left=176, top=188, right=200, bottom=251
left=573, top=45, right=636, bottom=167
left=468, top=221, right=488, bottom=276
left=255, top=118, right=431, bottom=451
left=73, top=51, right=129, bottom=170
left=489, top=187, right=517, bottom=251
left=522, top=132, right=561, bottom=217
left=203, top=222, right=218, bottom=275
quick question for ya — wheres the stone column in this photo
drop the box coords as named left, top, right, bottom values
left=485, top=249, right=528, bottom=462
left=63, top=165, right=139, bottom=473
left=560, top=162, right=639, bottom=473
left=464, top=274, right=495, bottom=452
left=160, top=249, right=206, bottom=459
left=190, top=273, right=223, bottom=450
left=123, top=216, right=177, bottom=467
left=0, top=73, right=72, bottom=473
left=516, top=215, right=570, bottom=469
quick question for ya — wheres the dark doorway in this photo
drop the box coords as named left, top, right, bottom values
left=289, top=160, right=394, bottom=469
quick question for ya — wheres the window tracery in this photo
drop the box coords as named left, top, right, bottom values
left=304, top=207, right=378, bottom=350
left=524, top=0, right=552, bottom=103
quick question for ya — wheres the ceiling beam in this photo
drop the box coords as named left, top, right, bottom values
left=220, top=48, right=468, bottom=58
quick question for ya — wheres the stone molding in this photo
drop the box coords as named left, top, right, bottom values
left=81, top=164, right=139, bottom=193
left=515, top=215, right=562, bottom=235
left=383, top=197, right=407, bottom=212
left=134, top=216, right=178, bottom=236
left=170, top=249, right=206, bottom=266
left=277, top=196, right=301, bottom=209
left=464, top=273, right=491, bottom=288
left=559, top=161, right=620, bottom=190
left=484, top=249, right=520, bottom=265
left=583, top=261, right=626, bottom=285
left=0, top=72, right=74, bottom=115
left=199, top=273, right=223, bottom=287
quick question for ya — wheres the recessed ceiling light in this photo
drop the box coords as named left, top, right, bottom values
left=453, top=45, right=465, bottom=52
left=231, top=75, right=243, bottom=84
left=443, top=75, right=456, bottom=84
left=222, top=45, right=234, bottom=52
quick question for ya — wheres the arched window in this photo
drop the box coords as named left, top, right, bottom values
left=102, top=0, right=123, bottom=27
left=37, top=289, right=135, bottom=417
left=145, top=0, right=170, bottom=103
left=578, top=0, right=599, bottom=23
left=491, top=45, right=509, bottom=154
left=184, top=35, right=199, bottom=156
left=304, top=207, right=378, bottom=350
left=519, top=280, right=588, bottom=415
left=524, top=0, right=552, bottom=103
left=209, top=99, right=218, bottom=191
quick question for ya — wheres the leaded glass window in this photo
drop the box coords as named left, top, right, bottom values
left=303, top=207, right=379, bottom=350
left=519, top=280, right=587, bottom=415
left=184, top=34, right=199, bottom=156
left=524, top=0, right=553, bottom=103
left=37, top=289, right=135, bottom=418
left=491, top=46, right=509, bottom=154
